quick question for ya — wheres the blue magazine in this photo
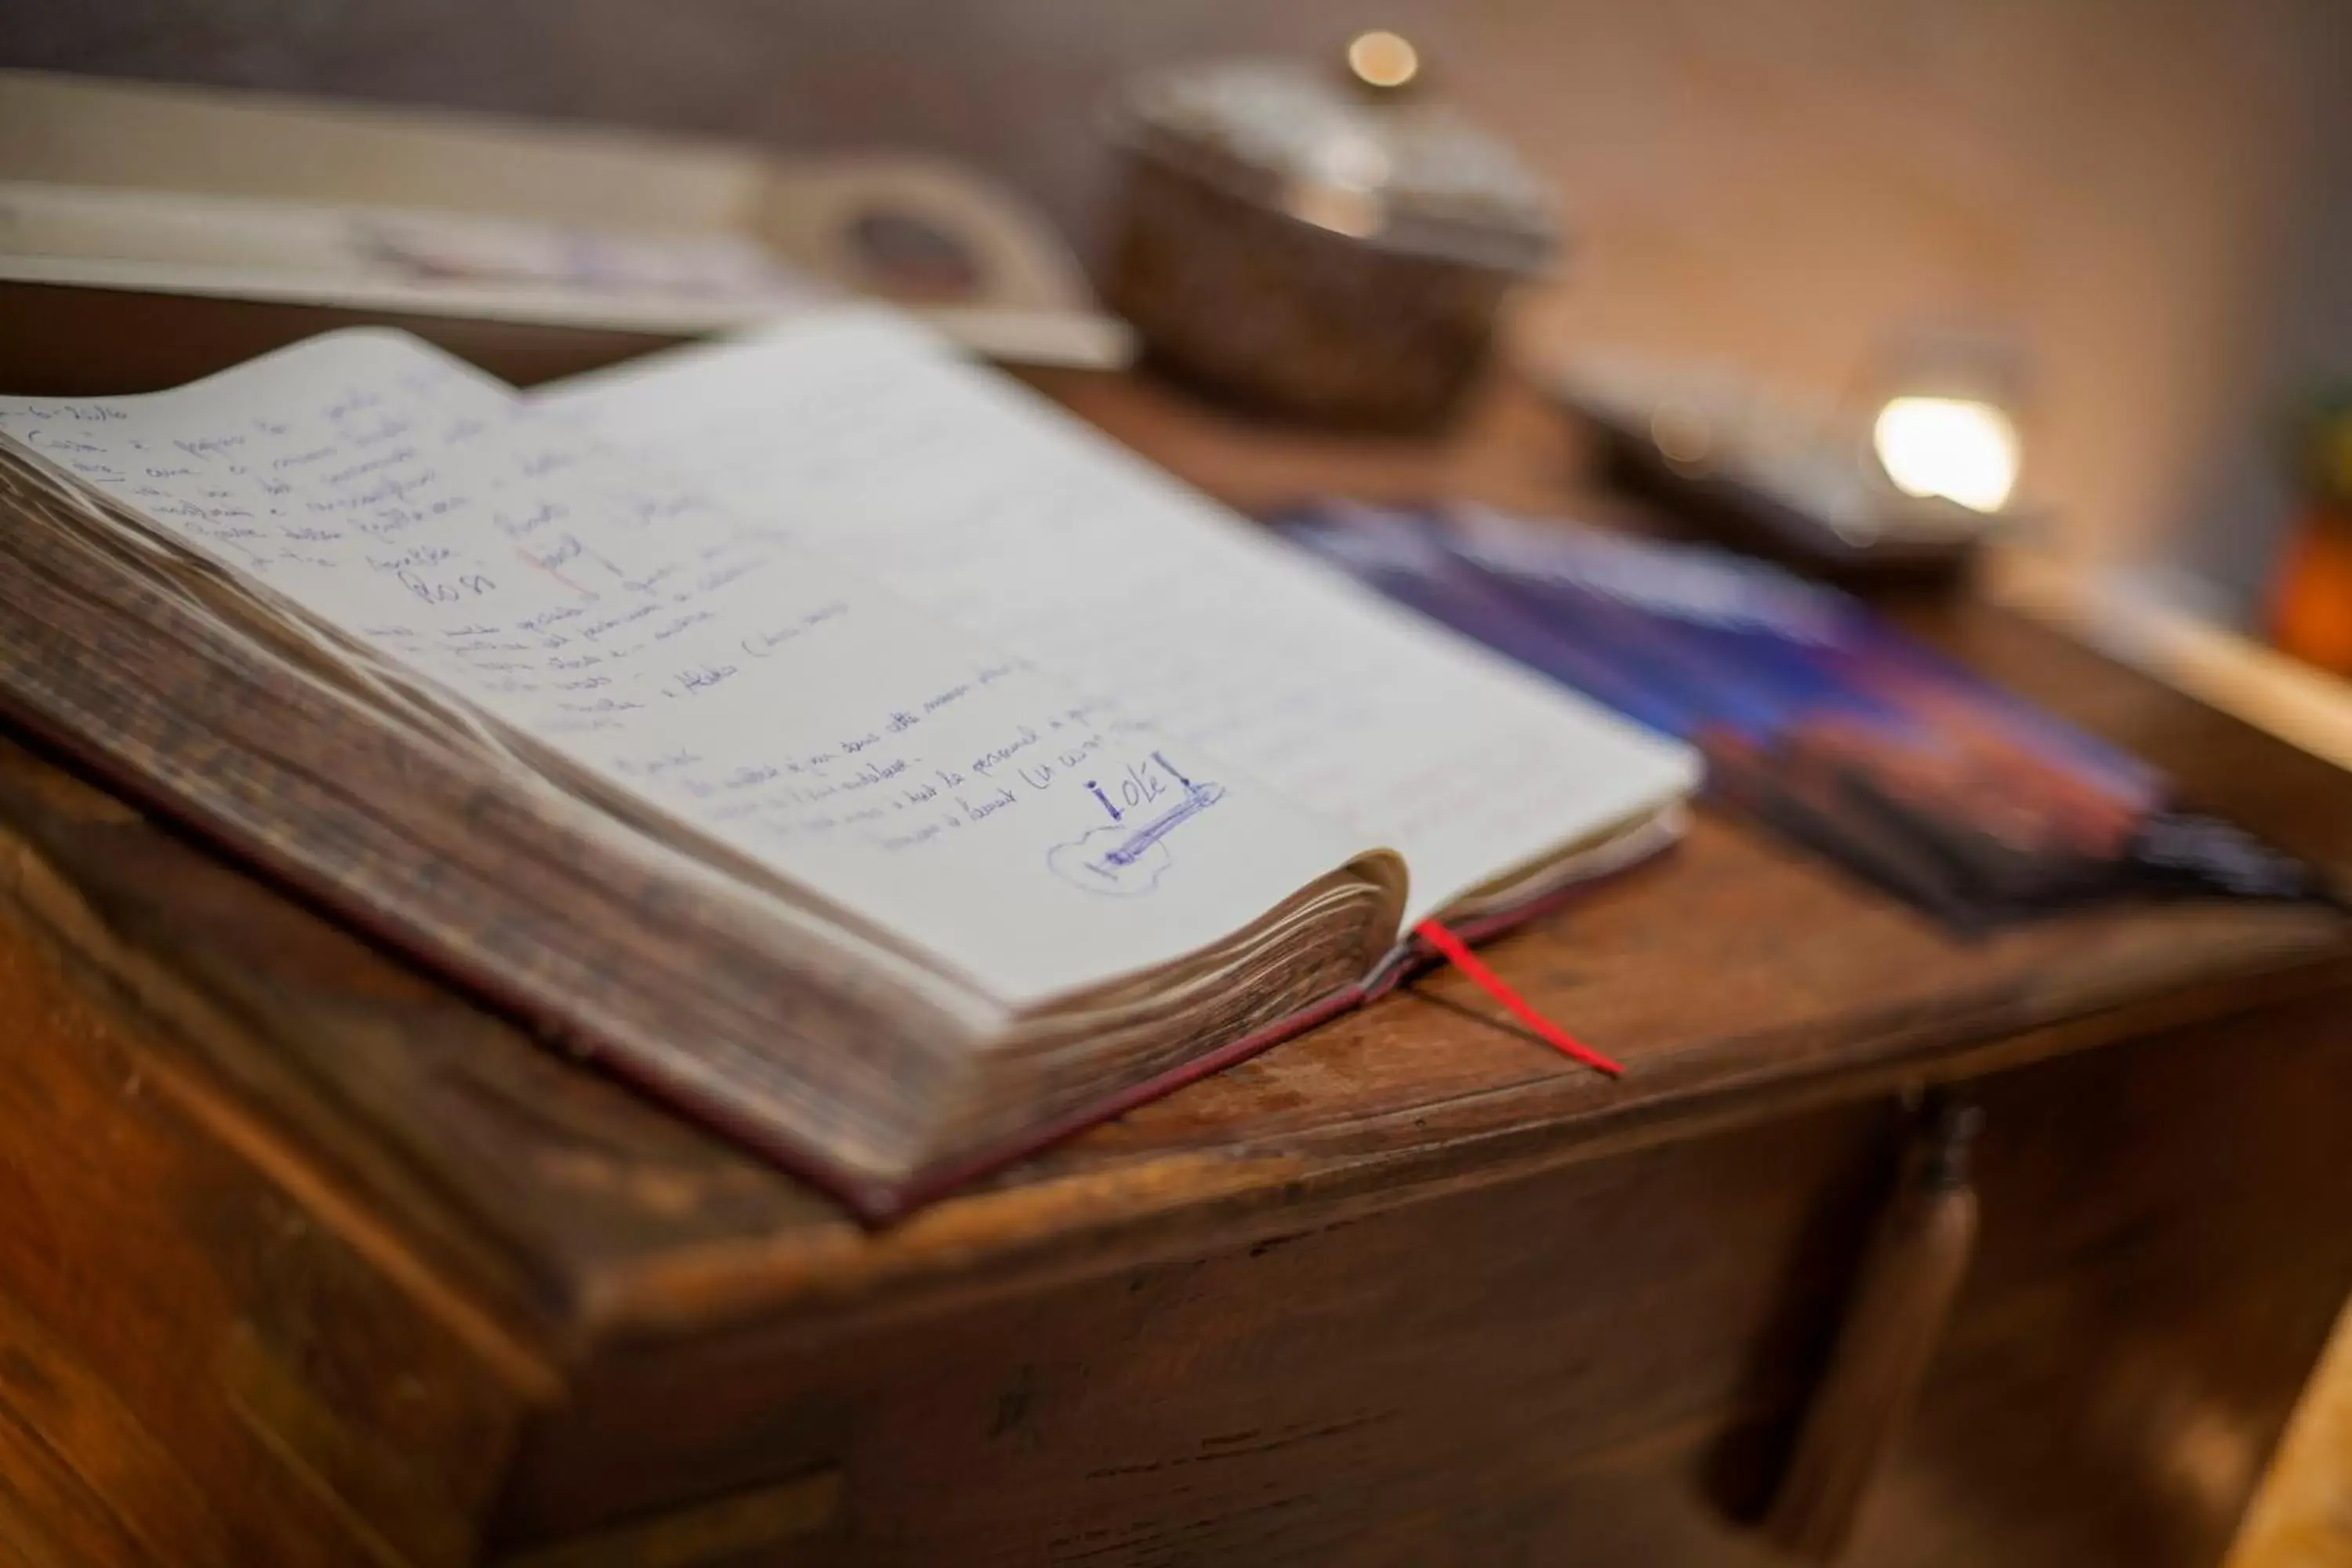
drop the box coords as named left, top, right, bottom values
left=1275, top=500, right=2328, bottom=930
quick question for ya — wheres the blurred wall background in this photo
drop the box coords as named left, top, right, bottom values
left=9, top=0, right=2350, bottom=622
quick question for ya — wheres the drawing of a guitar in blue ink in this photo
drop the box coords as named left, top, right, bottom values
left=1048, top=751, right=1227, bottom=896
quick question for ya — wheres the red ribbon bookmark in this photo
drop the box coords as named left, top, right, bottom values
left=1413, top=919, right=1623, bottom=1078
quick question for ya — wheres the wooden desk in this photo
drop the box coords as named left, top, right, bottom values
left=2, top=358, right=2348, bottom=1568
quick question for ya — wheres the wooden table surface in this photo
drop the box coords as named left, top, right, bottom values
left=2, top=323, right=2349, bottom=1566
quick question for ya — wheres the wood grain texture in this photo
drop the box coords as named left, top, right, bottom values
left=0, top=342, right=2348, bottom=1563
left=491, top=1092, right=1914, bottom=1555
left=0, top=828, right=543, bottom=1567
left=485, top=992, right=2352, bottom=1562
left=1846, top=989, right=2352, bottom=1568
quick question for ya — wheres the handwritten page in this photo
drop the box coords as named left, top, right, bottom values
left=542, top=308, right=1700, bottom=922
left=0, top=331, right=1392, bottom=1008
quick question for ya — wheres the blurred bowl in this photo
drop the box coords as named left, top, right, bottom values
left=1104, top=50, right=1559, bottom=431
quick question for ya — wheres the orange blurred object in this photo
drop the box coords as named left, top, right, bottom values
left=2270, top=399, right=2352, bottom=677
left=2272, top=504, right=2352, bottom=677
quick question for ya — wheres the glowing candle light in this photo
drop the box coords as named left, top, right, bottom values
left=1346, top=31, right=1421, bottom=90
left=1873, top=395, right=2021, bottom=514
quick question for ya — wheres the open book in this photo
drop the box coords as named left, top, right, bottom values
left=0, top=311, right=1694, bottom=1217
